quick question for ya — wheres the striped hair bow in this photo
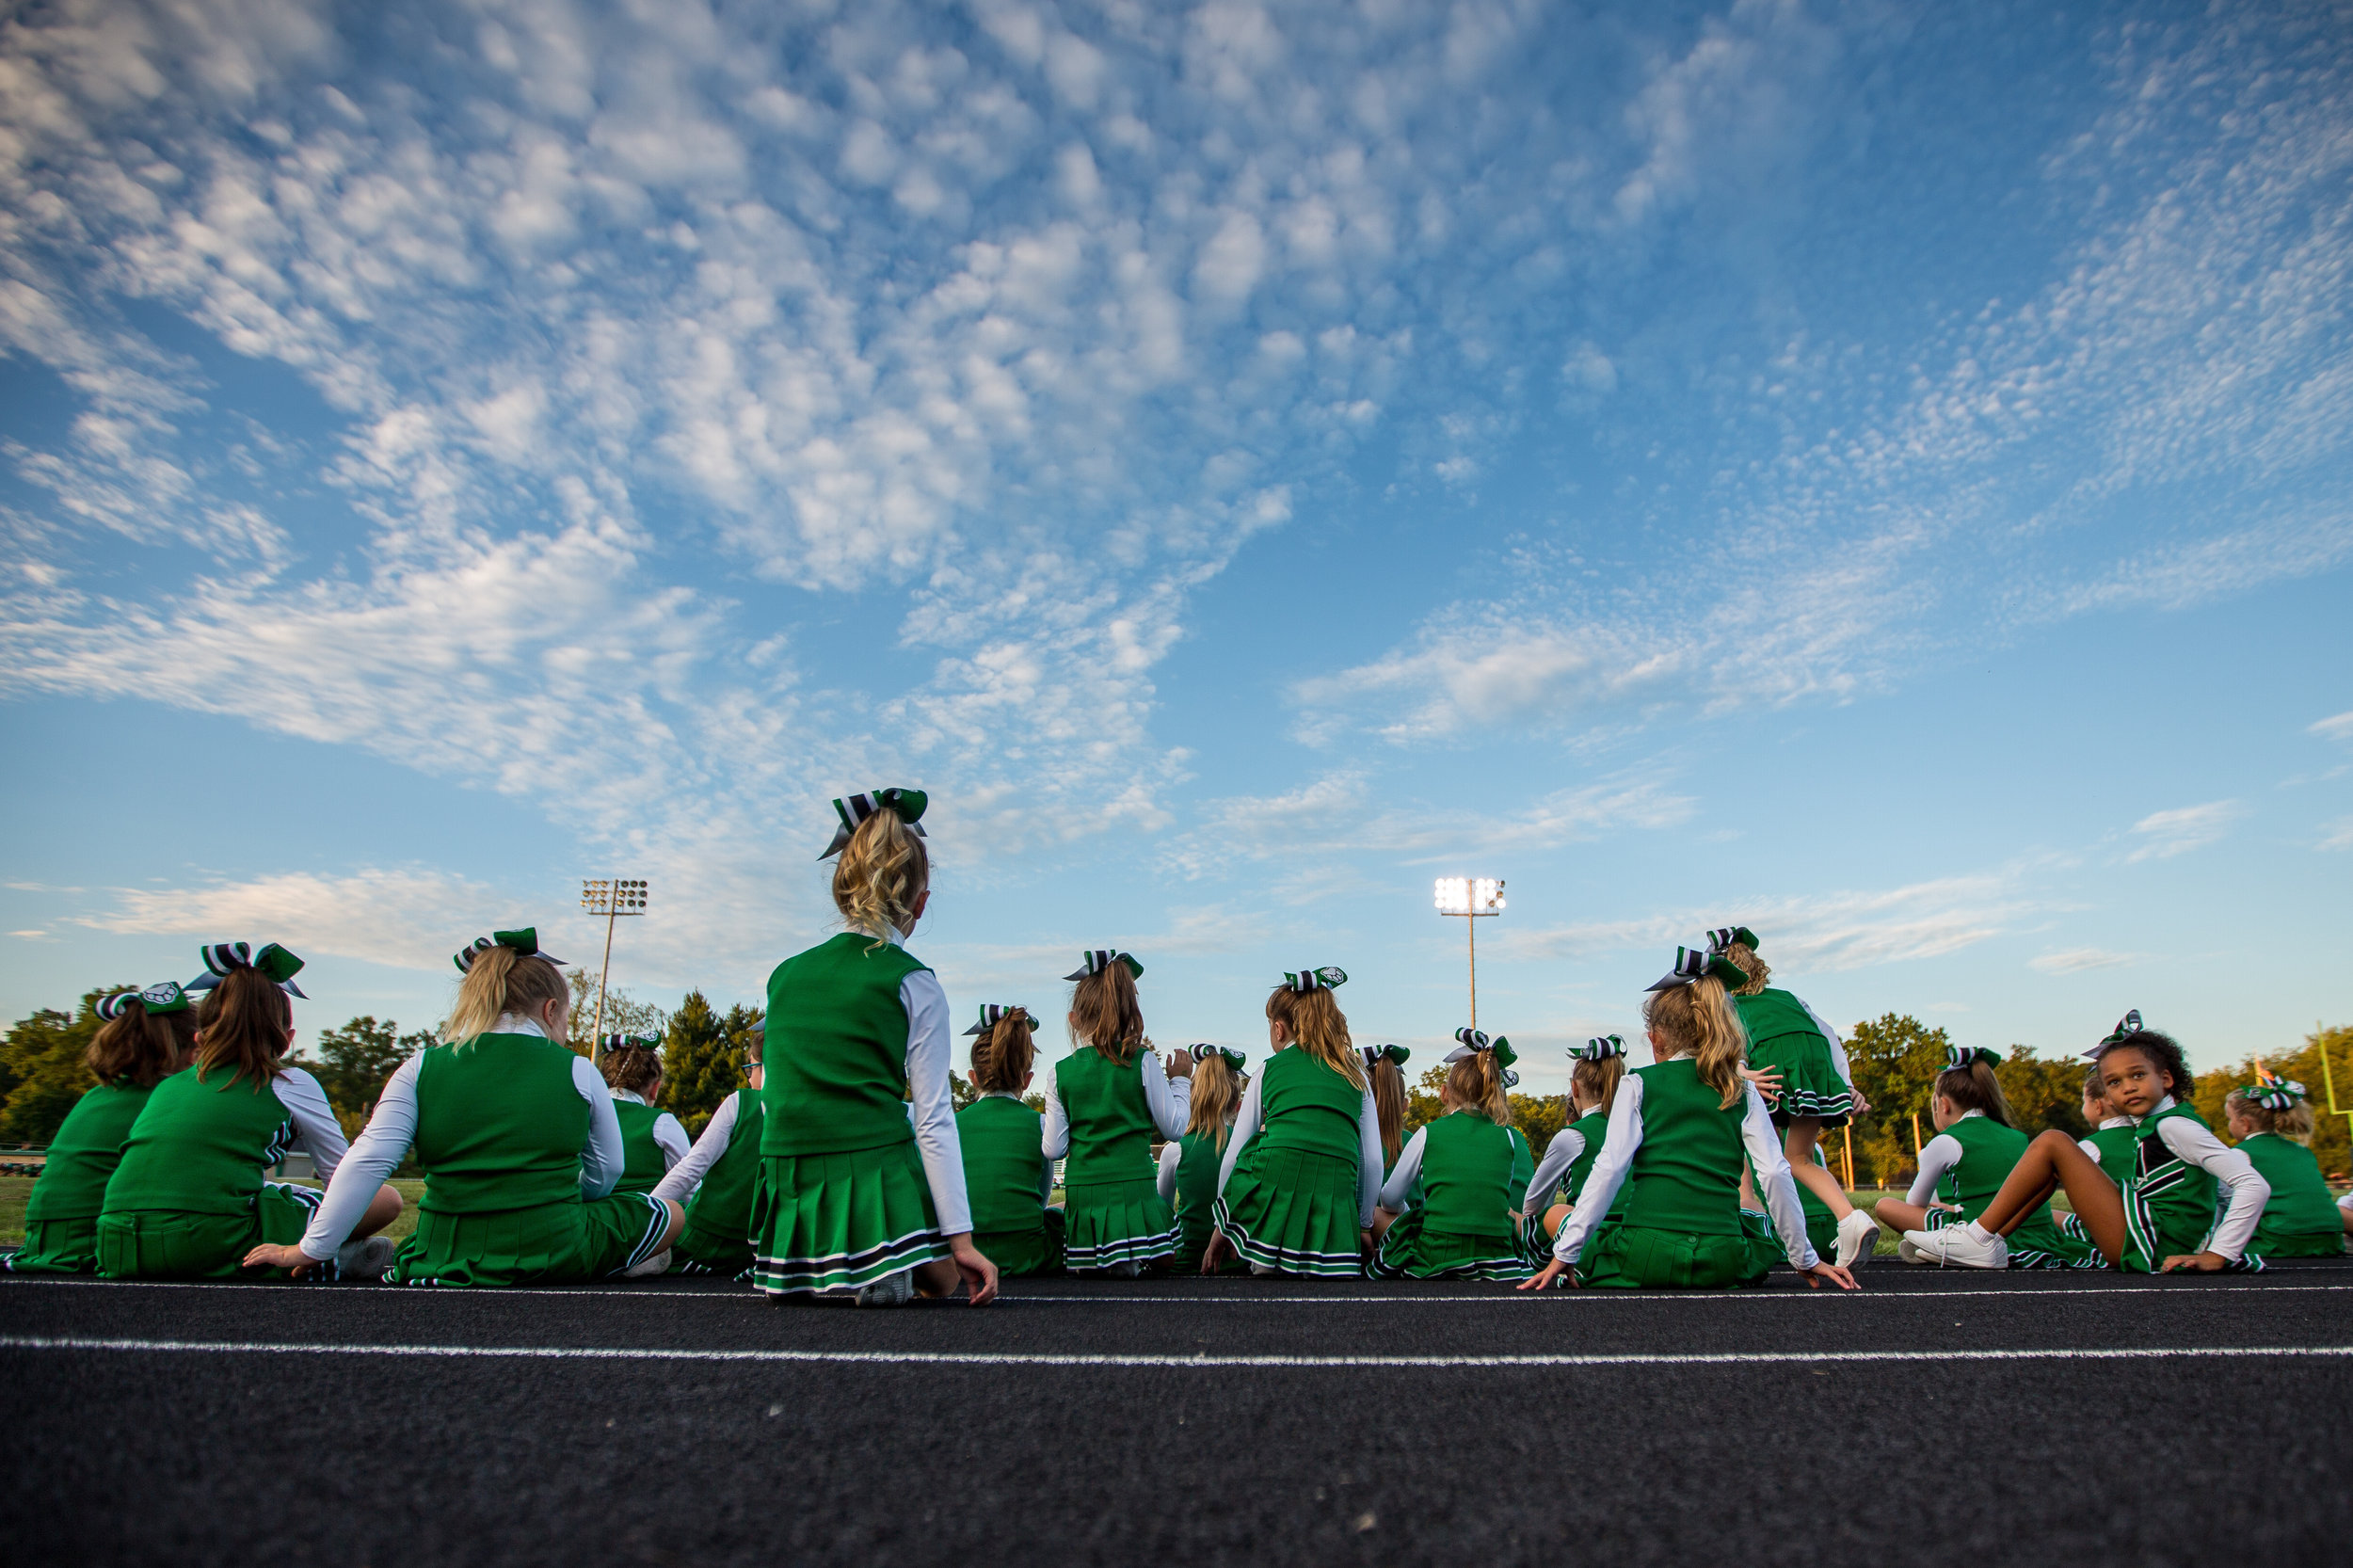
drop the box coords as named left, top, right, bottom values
left=188, top=941, right=308, bottom=998
left=1357, top=1044, right=1411, bottom=1071
left=964, top=1004, right=1030, bottom=1038
left=2085, top=1008, right=2145, bottom=1059
left=1705, top=926, right=1759, bottom=954
left=1448, top=1027, right=1519, bottom=1085
left=1283, top=966, right=1347, bottom=993
left=1575, top=1034, right=1625, bottom=1063
left=1645, top=946, right=1745, bottom=992
left=598, top=1033, right=662, bottom=1052
left=1065, top=950, right=1144, bottom=981
left=453, top=928, right=563, bottom=974
left=1188, top=1042, right=1249, bottom=1074
left=2245, top=1073, right=2307, bottom=1112
left=96, top=981, right=190, bottom=1020
left=820, top=787, right=927, bottom=859
left=1945, top=1045, right=2003, bottom=1070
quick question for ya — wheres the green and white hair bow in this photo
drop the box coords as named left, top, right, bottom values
left=1646, top=946, right=1745, bottom=992
left=1283, top=965, right=1347, bottom=993
left=1066, top=950, right=1144, bottom=981
left=454, top=928, right=563, bottom=974
left=1448, top=1027, right=1519, bottom=1085
left=821, top=787, right=928, bottom=859
left=1357, top=1044, right=1411, bottom=1071
left=1945, top=1045, right=2003, bottom=1070
left=1575, top=1034, right=1625, bottom=1063
left=1705, top=926, right=1759, bottom=954
left=964, top=1004, right=1030, bottom=1037
left=2086, top=1008, right=2145, bottom=1059
left=597, top=1033, right=662, bottom=1053
left=2245, top=1072, right=2307, bottom=1112
left=1188, top=1042, right=1249, bottom=1074
left=188, top=941, right=308, bottom=999
left=96, top=981, right=191, bottom=1020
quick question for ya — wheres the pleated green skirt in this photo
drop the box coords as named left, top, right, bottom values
left=751, top=1144, right=948, bottom=1296
left=7, top=1214, right=99, bottom=1274
left=1063, top=1177, right=1178, bottom=1271
left=1213, top=1147, right=1365, bottom=1278
left=95, top=1183, right=322, bottom=1280
left=391, top=1192, right=668, bottom=1288
left=1577, top=1220, right=1781, bottom=1289
left=974, top=1208, right=1065, bottom=1278
left=1746, top=1031, right=1854, bottom=1126
left=1371, top=1208, right=1529, bottom=1281
left=2249, top=1228, right=2344, bottom=1258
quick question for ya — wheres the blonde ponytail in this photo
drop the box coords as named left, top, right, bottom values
left=833, top=808, right=929, bottom=944
left=1642, top=977, right=1749, bottom=1108
left=1265, top=986, right=1364, bottom=1091
left=1186, top=1053, right=1245, bottom=1148
left=1445, top=1052, right=1512, bottom=1125
left=443, top=945, right=568, bottom=1044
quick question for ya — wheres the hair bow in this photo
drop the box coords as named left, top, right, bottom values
left=1357, top=1044, right=1411, bottom=1070
left=453, top=928, right=563, bottom=974
left=1705, top=926, right=1759, bottom=955
left=2245, top=1072, right=2307, bottom=1112
left=1283, top=965, right=1347, bottom=993
left=964, top=1004, right=1029, bottom=1038
left=1447, top=1028, right=1519, bottom=1082
left=2085, top=1008, right=2145, bottom=1059
left=188, top=941, right=308, bottom=998
left=1945, top=1045, right=2003, bottom=1070
left=96, top=981, right=191, bottom=1020
left=1575, top=1034, right=1625, bottom=1063
left=597, top=1033, right=662, bottom=1052
left=1188, top=1042, right=1250, bottom=1074
left=1065, top=950, right=1144, bottom=981
left=820, top=787, right=928, bottom=859
left=1645, top=946, right=1745, bottom=992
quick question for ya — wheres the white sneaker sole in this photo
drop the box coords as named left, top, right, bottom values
left=1835, top=1213, right=1881, bottom=1268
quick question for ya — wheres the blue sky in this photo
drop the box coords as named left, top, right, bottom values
left=2, top=0, right=2346, bottom=1093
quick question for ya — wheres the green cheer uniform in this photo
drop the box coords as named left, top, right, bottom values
left=610, top=1097, right=670, bottom=1196
left=1053, top=1046, right=1181, bottom=1271
left=2116, top=1099, right=2241, bottom=1273
left=95, top=1064, right=331, bottom=1279
left=1214, top=1048, right=1375, bottom=1277
left=754, top=933, right=956, bottom=1295
left=1568, top=1059, right=1789, bottom=1289
left=389, top=1032, right=668, bottom=1287
left=2236, top=1132, right=2344, bottom=1258
left=1166, top=1129, right=1244, bottom=1272
left=668, top=1088, right=768, bottom=1277
left=8, top=1080, right=156, bottom=1273
left=1372, top=1111, right=1532, bottom=1280
left=1733, top=987, right=1854, bottom=1126
left=1916, top=1112, right=2090, bottom=1268
left=957, top=1093, right=1062, bottom=1276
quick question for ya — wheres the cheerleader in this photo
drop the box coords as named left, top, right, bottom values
left=1521, top=948, right=1857, bottom=1291
left=1042, top=952, right=1191, bottom=1274
left=1710, top=927, right=1880, bottom=1268
left=956, top=1005, right=1063, bottom=1277
left=597, top=1035, right=690, bottom=1196
left=8, top=984, right=196, bottom=1273
left=1521, top=1035, right=1625, bottom=1240
left=1156, top=1044, right=1249, bottom=1272
left=2221, top=1075, right=2344, bottom=1258
left=752, top=789, right=993, bottom=1306
left=99, top=943, right=397, bottom=1280
left=1361, top=1045, right=1410, bottom=1176
left=1369, top=1030, right=1531, bottom=1280
left=1208, top=967, right=1383, bottom=1277
left=1904, top=1012, right=2270, bottom=1272
left=1872, top=1047, right=2085, bottom=1267
left=2078, top=1068, right=2138, bottom=1179
left=248, top=928, right=677, bottom=1286
left=652, top=1036, right=766, bottom=1278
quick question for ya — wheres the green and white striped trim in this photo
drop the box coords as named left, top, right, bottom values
left=1209, top=1197, right=1364, bottom=1278
left=609, top=1193, right=672, bottom=1277
left=1063, top=1221, right=1179, bottom=1272
left=1772, top=1083, right=1855, bottom=1120
left=1369, top=1231, right=1532, bottom=1282
left=753, top=1225, right=948, bottom=1296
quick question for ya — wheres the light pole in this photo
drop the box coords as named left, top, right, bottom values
left=1433, top=877, right=1504, bottom=1026
left=579, top=878, right=648, bottom=1055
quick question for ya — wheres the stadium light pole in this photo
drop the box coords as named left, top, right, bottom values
left=579, top=878, right=648, bottom=1055
left=1433, top=877, right=1504, bottom=1027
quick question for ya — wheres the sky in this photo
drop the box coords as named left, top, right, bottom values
left=0, top=0, right=2346, bottom=1095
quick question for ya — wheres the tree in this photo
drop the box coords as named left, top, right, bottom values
left=661, top=991, right=762, bottom=1138
left=292, top=1016, right=432, bottom=1140
left=1842, top=1013, right=1954, bottom=1190
left=0, top=988, right=120, bottom=1144
left=1398, top=1062, right=1566, bottom=1156
left=2191, top=1023, right=2352, bottom=1179
left=565, top=969, right=669, bottom=1056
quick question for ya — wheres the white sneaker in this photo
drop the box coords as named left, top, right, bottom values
left=855, top=1268, right=916, bottom=1307
left=332, top=1236, right=395, bottom=1282
left=1896, top=1235, right=1928, bottom=1264
left=1904, top=1224, right=2009, bottom=1269
left=1835, top=1209, right=1881, bottom=1268
left=624, top=1249, right=671, bottom=1279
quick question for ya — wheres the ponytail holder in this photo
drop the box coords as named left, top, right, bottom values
left=187, top=940, right=308, bottom=998
left=2085, top=1007, right=2144, bottom=1059
left=1189, top=1043, right=1249, bottom=1074
left=1705, top=926, right=1759, bottom=955
left=1945, top=1045, right=2003, bottom=1070
left=964, top=1004, right=1028, bottom=1037
left=2245, top=1072, right=2307, bottom=1112
left=1357, top=1044, right=1410, bottom=1070
left=96, top=981, right=191, bottom=1021
left=1575, top=1034, right=1625, bottom=1063
left=1283, top=965, right=1347, bottom=993
left=1645, top=946, right=1745, bottom=992
left=1065, top=950, right=1144, bottom=981
left=820, top=787, right=928, bottom=859
left=453, top=928, right=563, bottom=974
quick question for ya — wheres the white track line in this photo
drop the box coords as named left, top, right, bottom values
left=3, top=1335, right=2348, bottom=1369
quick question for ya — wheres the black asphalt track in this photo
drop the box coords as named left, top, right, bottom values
left=3, top=1261, right=2348, bottom=1568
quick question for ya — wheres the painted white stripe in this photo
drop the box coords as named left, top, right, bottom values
left=2, top=1335, right=2348, bottom=1369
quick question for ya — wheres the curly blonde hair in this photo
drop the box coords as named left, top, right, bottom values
left=1641, top=978, right=1750, bottom=1109
left=833, top=808, right=929, bottom=944
left=1721, top=940, right=1771, bottom=996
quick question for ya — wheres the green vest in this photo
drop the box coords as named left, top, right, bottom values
left=2087, top=1123, right=2139, bottom=1183
left=611, top=1099, right=667, bottom=1195
left=762, top=933, right=927, bottom=1157
left=102, top=1065, right=295, bottom=1217
left=2130, top=1099, right=2219, bottom=1255
left=1255, top=1048, right=1364, bottom=1162
left=26, top=1081, right=154, bottom=1223
left=2238, top=1132, right=2340, bottom=1241
left=1174, top=1129, right=1225, bottom=1250
left=1055, top=1047, right=1157, bottom=1189
left=1562, top=1109, right=1609, bottom=1205
left=1934, top=1113, right=2031, bottom=1223
left=1619, top=1058, right=1747, bottom=1237
left=1417, top=1112, right=1520, bottom=1241
left=678, top=1089, right=765, bottom=1252
left=956, top=1094, right=1050, bottom=1233
left=412, top=1033, right=590, bottom=1215
left=1732, top=988, right=1826, bottom=1051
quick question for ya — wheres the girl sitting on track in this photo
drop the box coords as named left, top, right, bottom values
left=8, top=984, right=197, bottom=1273
left=654, top=1032, right=767, bottom=1278
left=1903, top=1013, right=2270, bottom=1272
left=252, top=928, right=677, bottom=1286
left=956, top=1005, right=1064, bottom=1277
left=2078, top=1068, right=2138, bottom=1178
left=1043, top=952, right=1191, bottom=1275
left=752, top=789, right=992, bottom=1306
left=1369, top=1031, right=1532, bottom=1281
left=99, top=944, right=394, bottom=1280
left=2223, top=1075, right=2345, bottom=1258
left=1522, top=948, right=1857, bottom=1292
left=1711, top=927, right=1880, bottom=1269
left=1873, top=1048, right=2085, bottom=1268
left=1522, top=1035, right=1626, bottom=1243
left=598, top=1036, right=690, bottom=1197
left=1361, top=1045, right=1410, bottom=1180
left=1159, top=1044, right=1248, bottom=1272
left=1208, top=967, right=1384, bottom=1277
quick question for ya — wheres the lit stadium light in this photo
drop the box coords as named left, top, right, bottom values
left=1432, top=876, right=1505, bottom=1024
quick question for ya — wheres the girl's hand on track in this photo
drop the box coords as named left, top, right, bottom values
left=1801, top=1262, right=1860, bottom=1290
left=241, top=1242, right=325, bottom=1278
left=948, top=1235, right=1000, bottom=1304
left=1519, top=1258, right=1573, bottom=1291
left=1200, top=1234, right=1233, bottom=1274
left=2158, top=1251, right=2228, bottom=1272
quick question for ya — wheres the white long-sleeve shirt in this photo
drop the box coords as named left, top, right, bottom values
left=2131, top=1097, right=2268, bottom=1261
left=1904, top=1112, right=1986, bottom=1206
left=1520, top=1124, right=1587, bottom=1215
left=612, top=1088, right=691, bottom=1173
left=1156, top=1139, right=1182, bottom=1201
left=295, top=1014, right=625, bottom=1260
left=1213, top=1063, right=1385, bottom=1228
left=889, top=956, right=973, bottom=1236
left=651, top=1089, right=749, bottom=1205
left=1041, top=1048, right=1192, bottom=1157
left=1551, top=1058, right=1818, bottom=1270
left=269, top=1065, right=350, bottom=1183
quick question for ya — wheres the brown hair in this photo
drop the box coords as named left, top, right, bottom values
left=442, top=946, right=570, bottom=1044
left=2224, top=1088, right=2314, bottom=1140
left=1185, top=1052, right=1246, bottom=1148
left=600, top=1042, right=663, bottom=1097
left=970, top=1009, right=1037, bottom=1095
left=1368, top=1055, right=1405, bottom=1161
left=833, top=808, right=929, bottom=944
left=1641, top=978, right=1748, bottom=1108
left=1572, top=1053, right=1626, bottom=1117
left=1933, top=1058, right=2015, bottom=1128
left=192, top=968, right=294, bottom=1090
left=1721, top=939, right=1771, bottom=997
left=2081, top=1068, right=2109, bottom=1111
left=1265, top=986, right=1365, bottom=1091
left=88, top=1000, right=197, bottom=1088
left=1446, top=1052, right=1513, bottom=1125
left=1069, top=964, right=1145, bottom=1067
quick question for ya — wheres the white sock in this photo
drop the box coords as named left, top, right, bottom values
left=1963, top=1221, right=1993, bottom=1242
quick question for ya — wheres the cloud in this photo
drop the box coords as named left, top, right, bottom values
left=88, top=867, right=499, bottom=974
left=2318, top=817, right=2353, bottom=853
left=2311, top=712, right=2353, bottom=744
left=2123, top=801, right=2244, bottom=863
left=2028, top=948, right=2140, bottom=975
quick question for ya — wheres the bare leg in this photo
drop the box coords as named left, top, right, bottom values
left=1542, top=1203, right=1569, bottom=1241
left=354, top=1183, right=404, bottom=1240
left=1973, top=1130, right=2125, bottom=1265
left=653, top=1198, right=686, bottom=1254
left=1783, top=1117, right=1854, bottom=1219
left=913, top=1256, right=963, bottom=1297
left=1371, top=1207, right=1400, bottom=1240
left=1873, top=1196, right=1930, bottom=1232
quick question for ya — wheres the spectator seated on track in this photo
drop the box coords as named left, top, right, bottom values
left=245, top=927, right=680, bottom=1287
left=597, top=1036, right=691, bottom=1204
left=1522, top=1035, right=1627, bottom=1246
left=955, top=1005, right=1064, bottom=1277
left=8, top=983, right=197, bottom=1274
left=97, top=942, right=400, bottom=1282
left=2222, top=1076, right=2345, bottom=1258
left=1873, top=1048, right=2088, bottom=1268
left=1159, top=1044, right=1250, bottom=1274
left=1369, top=1031, right=1533, bottom=1282
left=1905, top=1014, right=2269, bottom=1272
left=653, top=1035, right=768, bottom=1279
left=1043, top=952, right=1190, bottom=1277
left=1521, top=946, right=1858, bottom=1293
